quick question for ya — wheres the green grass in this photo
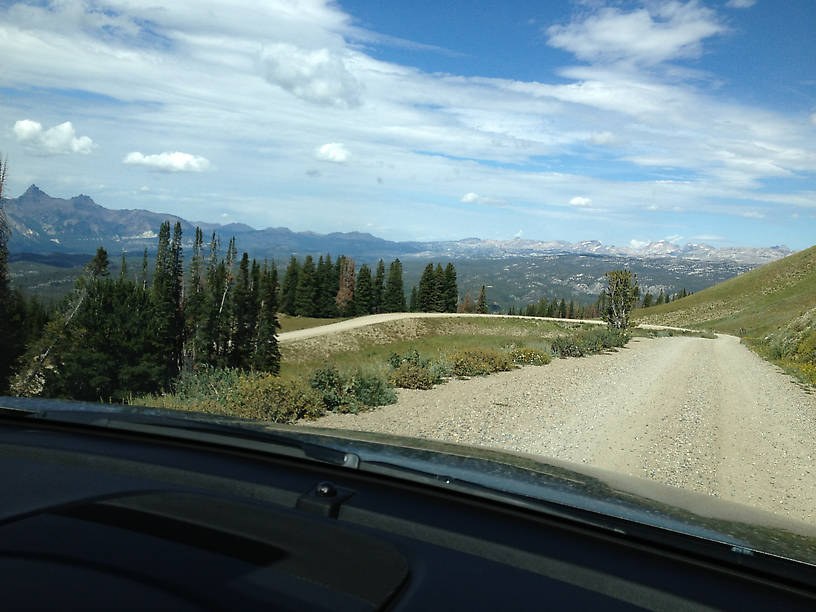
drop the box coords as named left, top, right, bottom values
left=279, top=316, right=582, bottom=379
left=278, top=314, right=351, bottom=333
left=632, top=244, right=816, bottom=336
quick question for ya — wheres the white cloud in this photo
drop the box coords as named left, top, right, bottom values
left=259, top=43, right=362, bottom=108
left=460, top=192, right=508, bottom=207
left=13, top=119, right=94, bottom=155
left=513, top=229, right=523, bottom=238
left=315, top=142, right=350, bottom=163
left=569, top=196, right=592, bottom=207
left=546, top=2, right=724, bottom=66
left=664, top=234, right=683, bottom=243
left=139, top=185, right=150, bottom=192
left=811, top=113, right=816, bottom=126
left=123, top=152, right=211, bottom=172
left=630, top=239, right=648, bottom=249
left=741, top=211, right=765, bottom=219
left=726, top=0, right=756, bottom=8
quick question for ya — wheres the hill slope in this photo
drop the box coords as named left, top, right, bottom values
left=634, top=245, right=816, bottom=386
left=633, top=244, right=816, bottom=336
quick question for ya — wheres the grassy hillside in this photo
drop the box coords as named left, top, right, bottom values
left=633, top=244, right=816, bottom=336
left=634, top=244, right=816, bottom=386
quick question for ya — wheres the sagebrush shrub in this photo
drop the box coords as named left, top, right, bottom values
left=309, top=364, right=395, bottom=412
left=227, top=374, right=324, bottom=423
left=389, top=361, right=437, bottom=389
left=450, top=348, right=513, bottom=377
left=510, top=347, right=551, bottom=366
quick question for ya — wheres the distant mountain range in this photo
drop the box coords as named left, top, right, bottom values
left=2, top=185, right=791, bottom=265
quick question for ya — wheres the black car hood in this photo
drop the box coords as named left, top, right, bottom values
left=2, top=395, right=815, bottom=570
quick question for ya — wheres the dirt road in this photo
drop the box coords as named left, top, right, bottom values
left=309, top=334, right=816, bottom=524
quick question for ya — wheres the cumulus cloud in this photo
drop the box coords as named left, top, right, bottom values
left=123, top=151, right=211, bottom=172
left=13, top=119, right=94, bottom=155
left=726, top=0, right=756, bottom=8
left=569, top=196, right=592, bottom=207
left=259, top=43, right=362, bottom=108
left=546, top=2, right=724, bottom=66
left=315, top=142, right=350, bottom=163
left=460, top=192, right=507, bottom=207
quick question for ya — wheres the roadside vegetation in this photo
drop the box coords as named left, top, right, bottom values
left=633, top=244, right=816, bottom=387
left=136, top=318, right=631, bottom=423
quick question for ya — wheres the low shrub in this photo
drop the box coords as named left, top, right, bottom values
left=348, top=370, right=397, bottom=407
left=510, top=347, right=551, bottom=366
left=450, top=348, right=513, bottom=377
left=550, top=327, right=630, bottom=358
left=309, top=364, right=396, bottom=413
left=227, top=374, right=325, bottom=423
left=389, top=361, right=437, bottom=389
left=550, top=336, right=585, bottom=358
left=172, top=365, right=243, bottom=404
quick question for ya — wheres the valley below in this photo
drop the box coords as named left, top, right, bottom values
left=306, top=333, right=816, bottom=525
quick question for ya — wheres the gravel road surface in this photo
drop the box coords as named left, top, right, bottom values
left=309, top=334, right=816, bottom=524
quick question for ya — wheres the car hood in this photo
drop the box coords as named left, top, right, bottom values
left=2, top=396, right=815, bottom=570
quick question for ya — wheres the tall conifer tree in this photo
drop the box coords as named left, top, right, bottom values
left=373, top=259, right=385, bottom=313
left=383, top=258, right=405, bottom=312
left=355, top=264, right=373, bottom=315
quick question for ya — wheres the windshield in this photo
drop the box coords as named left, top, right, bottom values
left=1, top=0, right=815, bottom=561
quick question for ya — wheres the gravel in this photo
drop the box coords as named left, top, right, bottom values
left=306, top=334, right=816, bottom=524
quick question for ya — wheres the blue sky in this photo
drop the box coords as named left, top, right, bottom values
left=1, top=0, right=815, bottom=249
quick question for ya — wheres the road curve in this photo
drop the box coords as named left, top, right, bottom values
left=307, top=334, right=816, bottom=524
left=278, top=312, right=691, bottom=342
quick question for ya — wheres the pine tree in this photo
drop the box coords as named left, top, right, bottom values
left=229, top=253, right=257, bottom=368
left=88, top=247, right=109, bottom=278
left=656, top=289, right=665, bottom=305
left=335, top=256, right=355, bottom=316
left=476, top=285, right=488, bottom=314
left=536, top=298, right=548, bottom=317
left=0, top=155, right=16, bottom=391
left=409, top=286, right=418, bottom=312
left=442, top=263, right=458, bottom=312
left=558, top=298, right=567, bottom=318
left=433, top=264, right=446, bottom=312
left=253, top=261, right=281, bottom=373
left=295, top=255, right=317, bottom=316
left=642, top=293, right=654, bottom=308
left=458, top=290, right=474, bottom=313
left=280, top=256, right=299, bottom=315
left=417, top=263, right=436, bottom=312
left=185, top=227, right=205, bottom=367
left=355, top=264, right=374, bottom=315
left=119, top=252, right=128, bottom=281
left=567, top=300, right=575, bottom=319
left=383, top=258, right=406, bottom=312
left=150, top=222, right=184, bottom=385
left=140, top=248, right=149, bottom=290
left=373, top=259, right=385, bottom=313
